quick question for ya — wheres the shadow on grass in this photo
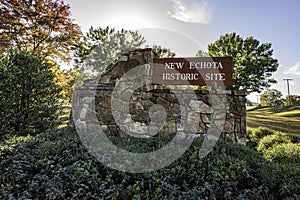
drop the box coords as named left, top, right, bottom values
left=247, top=119, right=300, bottom=134
left=247, top=105, right=300, bottom=134
left=270, top=105, right=300, bottom=112
left=246, top=106, right=271, bottom=112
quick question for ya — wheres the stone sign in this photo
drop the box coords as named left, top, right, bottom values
left=70, top=48, right=246, bottom=173
left=153, top=57, right=232, bottom=86
left=71, top=49, right=246, bottom=143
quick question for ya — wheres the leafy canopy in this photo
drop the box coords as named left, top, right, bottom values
left=260, top=89, right=284, bottom=106
left=75, top=26, right=146, bottom=75
left=151, top=45, right=176, bottom=58
left=0, top=0, right=82, bottom=62
left=285, top=95, right=300, bottom=106
left=208, top=33, right=279, bottom=94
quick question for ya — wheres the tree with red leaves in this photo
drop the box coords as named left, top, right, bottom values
left=0, top=0, right=82, bottom=62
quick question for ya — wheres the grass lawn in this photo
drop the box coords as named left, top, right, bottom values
left=246, top=105, right=300, bottom=134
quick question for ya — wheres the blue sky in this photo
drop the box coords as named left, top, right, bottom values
left=65, top=0, right=300, bottom=102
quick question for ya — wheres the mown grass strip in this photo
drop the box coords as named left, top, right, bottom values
left=247, top=106, right=300, bottom=134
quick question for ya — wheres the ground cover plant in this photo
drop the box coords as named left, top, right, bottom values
left=1, top=128, right=299, bottom=199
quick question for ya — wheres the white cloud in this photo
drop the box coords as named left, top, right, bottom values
left=284, top=61, right=300, bottom=75
left=167, top=0, right=212, bottom=24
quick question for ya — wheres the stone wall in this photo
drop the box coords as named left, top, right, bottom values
left=71, top=48, right=246, bottom=143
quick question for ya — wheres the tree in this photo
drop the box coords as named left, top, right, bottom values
left=52, top=67, right=74, bottom=102
left=0, top=51, right=62, bottom=136
left=0, top=0, right=82, bottom=62
left=285, top=95, right=300, bottom=106
left=196, top=50, right=208, bottom=57
left=151, top=45, right=176, bottom=58
left=75, top=26, right=145, bottom=75
left=260, top=89, right=284, bottom=106
left=207, top=33, right=279, bottom=94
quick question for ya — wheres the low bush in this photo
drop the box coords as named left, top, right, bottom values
left=256, top=133, right=290, bottom=153
left=1, top=128, right=299, bottom=199
left=246, top=127, right=277, bottom=148
left=263, top=143, right=300, bottom=164
left=285, top=133, right=300, bottom=143
left=254, top=130, right=300, bottom=164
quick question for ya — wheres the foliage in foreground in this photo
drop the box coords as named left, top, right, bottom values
left=1, top=129, right=299, bottom=199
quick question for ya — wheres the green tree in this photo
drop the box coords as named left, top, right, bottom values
left=285, top=95, right=300, bottom=106
left=260, top=89, right=284, bottom=106
left=207, top=33, right=279, bottom=94
left=52, top=67, right=74, bottom=102
left=0, top=0, right=82, bottom=62
left=0, top=0, right=81, bottom=103
left=196, top=50, right=208, bottom=57
left=0, top=52, right=62, bottom=136
left=151, top=45, right=176, bottom=58
left=75, top=26, right=145, bottom=75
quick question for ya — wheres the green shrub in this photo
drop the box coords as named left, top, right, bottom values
left=285, top=133, right=300, bottom=143
left=0, top=135, right=33, bottom=159
left=256, top=131, right=300, bottom=164
left=263, top=143, right=300, bottom=164
left=257, top=132, right=290, bottom=154
left=247, top=127, right=276, bottom=148
left=1, top=128, right=300, bottom=199
left=0, top=51, right=62, bottom=136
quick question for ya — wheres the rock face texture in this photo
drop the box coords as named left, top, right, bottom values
left=71, top=48, right=246, bottom=143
